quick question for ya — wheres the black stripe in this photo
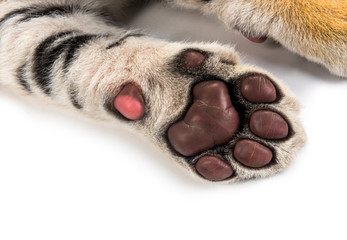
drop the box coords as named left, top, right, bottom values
left=0, top=8, right=32, bottom=26
left=106, top=33, right=145, bottom=50
left=63, top=34, right=109, bottom=72
left=1, top=5, right=101, bottom=27
left=18, top=6, right=80, bottom=23
left=33, top=32, right=107, bottom=94
left=33, top=31, right=75, bottom=94
left=70, top=86, right=83, bottom=109
left=17, top=63, right=31, bottom=92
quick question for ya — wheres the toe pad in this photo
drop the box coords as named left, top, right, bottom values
left=243, top=34, right=267, bottom=43
left=250, top=111, right=289, bottom=139
left=184, top=50, right=206, bottom=69
left=195, top=156, right=234, bottom=181
left=234, top=140, right=273, bottom=168
left=114, top=83, right=145, bottom=120
left=241, top=76, right=277, bottom=103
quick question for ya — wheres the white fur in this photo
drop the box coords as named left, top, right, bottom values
left=0, top=0, right=307, bottom=182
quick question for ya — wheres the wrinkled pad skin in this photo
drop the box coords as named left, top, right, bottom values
left=250, top=110, right=289, bottom=139
left=234, top=140, right=273, bottom=168
left=195, top=156, right=234, bottom=181
left=168, top=81, right=240, bottom=156
left=240, top=76, right=277, bottom=103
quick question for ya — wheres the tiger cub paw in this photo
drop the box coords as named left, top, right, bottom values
left=104, top=42, right=306, bottom=183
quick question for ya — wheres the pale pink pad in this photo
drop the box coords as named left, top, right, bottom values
left=114, top=83, right=145, bottom=120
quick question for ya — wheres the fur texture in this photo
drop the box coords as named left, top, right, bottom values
left=169, top=0, right=347, bottom=77
left=4, top=0, right=344, bottom=182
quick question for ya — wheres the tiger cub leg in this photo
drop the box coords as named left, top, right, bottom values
left=0, top=1, right=305, bottom=182
left=166, top=0, right=347, bottom=77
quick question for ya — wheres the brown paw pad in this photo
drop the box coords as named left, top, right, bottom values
left=242, top=34, right=267, bottom=43
left=184, top=50, right=206, bottom=69
left=240, top=76, right=277, bottom=103
left=234, top=140, right=273, bottom=168
left=114, top=83, right=145, bottom=120
left=168, top=81, right=240, bottom=156
left=249, top=110, right=289, bottom=139
left=195, top=156, right=234, bottom=181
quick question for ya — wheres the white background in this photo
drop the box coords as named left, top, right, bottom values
left=1, top=4, right=347, bottom=240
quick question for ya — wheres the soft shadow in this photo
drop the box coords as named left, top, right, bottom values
left=131, top=3, right=346, bottom=83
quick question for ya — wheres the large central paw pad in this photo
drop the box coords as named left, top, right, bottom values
left=168, top=81, right=240, bottom=157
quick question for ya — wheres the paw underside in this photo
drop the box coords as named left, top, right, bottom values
left=108, top=48, right=305, bottom=183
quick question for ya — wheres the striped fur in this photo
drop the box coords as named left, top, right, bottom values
left=0, top=0, right=344, bottom=106
left=0, top=0, right=134, bottom=109
left=3, top=0, right=343, bottom=182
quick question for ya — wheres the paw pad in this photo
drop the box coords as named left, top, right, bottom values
left=249, top=111, right=289, bottom=139
left=240, top=76, right=277, bottom=103
left=234, top=140, right=273, bottom=168
left=114, top=83, right=145, bottom=120
left=242, top=33, right=267, bottom=43
left=168, top=81, right=240, bottom=156
left=183, top=50, right=206, bottom=69
left=195, top=156, right=234, bottom=181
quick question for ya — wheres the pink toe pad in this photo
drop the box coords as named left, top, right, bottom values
left=114, top=83, right=145, bottom=120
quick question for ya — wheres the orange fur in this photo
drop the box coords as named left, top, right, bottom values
left=251, top=0, right=347, bottom=42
